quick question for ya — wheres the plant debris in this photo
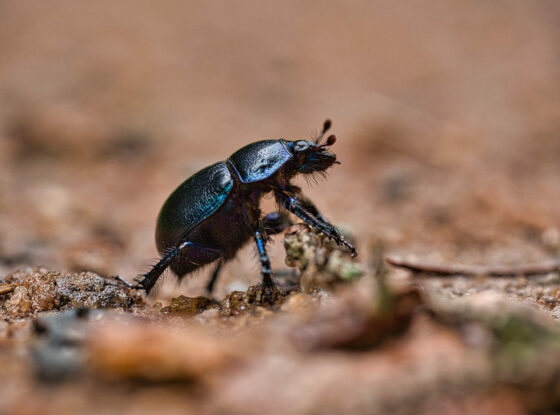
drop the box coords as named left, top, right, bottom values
left=387, top=255, right=560, bottom=277
left=220, top=283, right=289, bottom=316
left=283, top=223, right=363, bottom=292
left=161, top=295, right=219, bottom=316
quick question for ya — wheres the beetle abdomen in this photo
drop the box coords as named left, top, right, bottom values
left=228, top=140, right=292, bottom=183
left=155, top=162, right=233, bottom=253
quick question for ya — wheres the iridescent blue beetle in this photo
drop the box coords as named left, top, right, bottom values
left=137, top=120, right=357, bottom=295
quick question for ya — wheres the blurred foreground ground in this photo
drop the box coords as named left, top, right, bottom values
left=1, top=1, right=560, bottom=414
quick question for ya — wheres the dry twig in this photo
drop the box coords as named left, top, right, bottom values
left=0, top=283, right=17, bottom=295
left=386, top=256, right=560, bottom=277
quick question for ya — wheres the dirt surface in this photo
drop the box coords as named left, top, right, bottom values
left=1, top=1, right=560, bottom=414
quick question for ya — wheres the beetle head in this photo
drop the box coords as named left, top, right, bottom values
left=287, top=119, right=339, bottom=174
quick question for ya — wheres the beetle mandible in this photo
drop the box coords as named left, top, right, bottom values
left=137, top=120, right=357, bottom=295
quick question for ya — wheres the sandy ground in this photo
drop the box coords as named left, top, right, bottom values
left=1, top=1, right=560, bottom=414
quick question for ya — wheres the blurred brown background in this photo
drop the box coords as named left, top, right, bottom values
left=1, top=0, right=559, bottom=298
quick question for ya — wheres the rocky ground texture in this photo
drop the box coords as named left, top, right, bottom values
left=1, top=1, right=560, bottom=414
left=1, top=226, right=560, bottom=415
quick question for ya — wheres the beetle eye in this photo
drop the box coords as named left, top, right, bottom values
left=294, top=141, right=310, bottom=152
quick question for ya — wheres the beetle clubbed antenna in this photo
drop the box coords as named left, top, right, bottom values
left=315, top=119, right=332, bottom=145
left=321, top=134, right=337, bottom=148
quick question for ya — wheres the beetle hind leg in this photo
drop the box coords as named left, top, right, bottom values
left=136, top=241, right=223, bottom=294
left=206, top=260, right=224, bottom=294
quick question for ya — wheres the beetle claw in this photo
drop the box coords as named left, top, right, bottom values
left=263, top=284, right=284, bottom=305
left=246, top=281, right=286, bottom=305
left=339, top=238, right=358, bottom=258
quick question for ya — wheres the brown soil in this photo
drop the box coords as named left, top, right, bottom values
left=1, top=1, right=560, bottom=414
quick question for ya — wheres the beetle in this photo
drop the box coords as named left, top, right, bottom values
left=136, top=120, right=357, bottom=296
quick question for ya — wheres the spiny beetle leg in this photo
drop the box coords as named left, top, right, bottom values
left=254, top=226, right=285, bottom=304
left=254, top=227, right=274, bottom=286
left=287, top=186, right=329, bottom=223
left=276, top=191, right=357, bottom=258
left=137, top=241, right=223, bottom=294
left=206, top=259, right=223, bottom=294
left=299, top=197, right=329, bottom=223
left=136, top=247, right=178, bottom=294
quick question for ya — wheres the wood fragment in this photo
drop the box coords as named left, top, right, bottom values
left=386, top=256, right=560, bottom=277
left=0, top=283, right=17, bottom=295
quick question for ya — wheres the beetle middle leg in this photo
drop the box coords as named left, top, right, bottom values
left=257, top=212, right=292, bottom=280
left=275, top=191, right=357, bottom=257
left=254, top=227, right=274, bottom=286
left=205, top=213, right=289, bottom=294
left=253, top=225, right=285, bottom=304
left=137, top=241, right=223, bottom=294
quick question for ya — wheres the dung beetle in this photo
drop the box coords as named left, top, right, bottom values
left=136, top=120, right=357, bottom=295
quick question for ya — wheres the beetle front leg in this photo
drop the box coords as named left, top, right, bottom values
left=275, top=191, right=357, bottom=257
left=286, top=186, right=329, bottom=223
